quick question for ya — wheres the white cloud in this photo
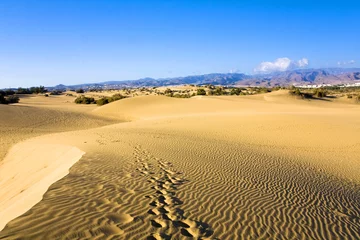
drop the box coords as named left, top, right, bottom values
left=297, top=58, right=309, bottom=67
left=229, top=69, right=240, bottom=73
left=337, top=60, right=355, bottom=66
left=254, top=57, right=309, bottom=73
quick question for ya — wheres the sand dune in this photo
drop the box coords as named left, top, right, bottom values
left=0, top=91, right=359, bottom=239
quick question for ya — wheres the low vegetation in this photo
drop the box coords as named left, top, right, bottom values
left=74, top=96, right=96, bottom=104
left=0, top=90, right=20, bottom=104
left=96, top=94, right=126, bottom=106
left=289, top=88, right=313, bottom=99
left=197, top=88, right=206, bottom=95
left=17, top=86, right=47, bottom=94
left=50, top=90, right=63, bottom=95
left=76, top=89, right=85, bottom=93
left=74, top=94, right=126, bottom=105
left=313, top=88, right=327, bottom=98
left=0, top=95, right=20, bottom=104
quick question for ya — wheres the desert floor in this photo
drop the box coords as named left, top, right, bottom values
left=0, top=90, right=359, bottom=239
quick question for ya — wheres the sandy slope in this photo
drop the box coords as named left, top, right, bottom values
left=0, top=95, right=117, bottom=161
left=0, top=141, right=84, bottom=231
left=0, top=91, right=360, bottom=239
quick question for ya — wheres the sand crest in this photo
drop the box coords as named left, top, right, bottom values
left=0, top=140, right=84, bottom=231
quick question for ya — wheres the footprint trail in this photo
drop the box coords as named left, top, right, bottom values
left=134, top=146, right=214, bottom=239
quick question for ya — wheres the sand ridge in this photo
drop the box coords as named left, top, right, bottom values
left=0, top=140, right=84, bottom=231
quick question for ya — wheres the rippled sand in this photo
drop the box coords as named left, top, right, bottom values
left=0, top=91, right=359, bottom=239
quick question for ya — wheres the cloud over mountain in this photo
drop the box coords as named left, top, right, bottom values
left=254, top=57, right=309, bottom=73
left=337, top=60, right=355, bottom=66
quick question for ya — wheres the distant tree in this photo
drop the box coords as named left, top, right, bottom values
left=76, top=89, right=85, bottom=93
left=30, top=86, right=47, bottom=94
left=17, top=87, right=32, bottom=94
left=5, top=90, right=15, bottom=95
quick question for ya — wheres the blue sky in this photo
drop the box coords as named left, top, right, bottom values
left=0, top=0, right=359, bottom=88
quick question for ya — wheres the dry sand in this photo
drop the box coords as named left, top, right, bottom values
left=0, top=90, right=359, bottom=239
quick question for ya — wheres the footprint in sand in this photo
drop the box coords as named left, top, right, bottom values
left=151, top=218, right=168, bottom=228
left=106, top=213, right=134, bottom=224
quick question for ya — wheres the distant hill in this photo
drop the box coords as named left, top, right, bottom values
left=50, top=68, right=360, bottom=90
left=243, top=68, right=360, bottom=87
left=52, top=73, right=249, bottom=90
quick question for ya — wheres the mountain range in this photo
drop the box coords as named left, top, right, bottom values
left=51, top=68, right=360, bottom=90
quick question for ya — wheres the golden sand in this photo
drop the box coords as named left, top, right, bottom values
left=0, top=91, right=359, bottom=239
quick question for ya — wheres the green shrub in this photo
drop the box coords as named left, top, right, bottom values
left=356, top=95, right=360, bottom=103
left=110, top=94, right=126, bottom=101
left=96, top=94, right=126, bottom=106
left=197, top=88, right=206, bottom=95
left=50, top=90, right=62, bottom=95
left=0, top=95, right=20, bottom=104
left=313, top=88, right=327, bottom=98
left=172, top=94, right=191, bottom=98
left=164, top=88, right=172, bottom=94
left=289, top=89, right=313, bottom=99
left=74, top=96, right=96, bottom=104
left=96, top=98, right=109, bottom=106
left=230, top=88, right=241, bottom=95
left=0, top=95, right=7, bottom=104
left=294, top=88, right=301, bottom=96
